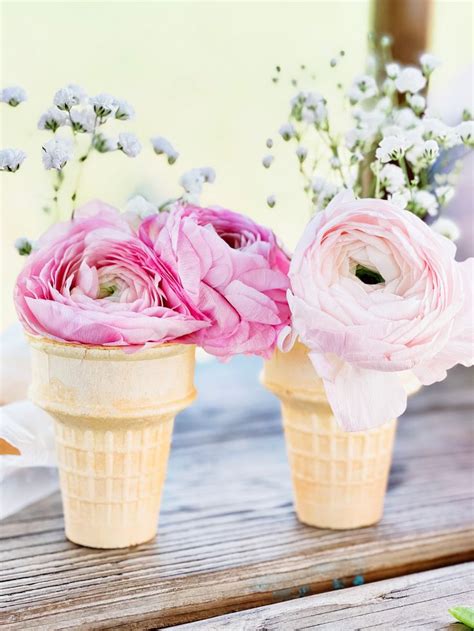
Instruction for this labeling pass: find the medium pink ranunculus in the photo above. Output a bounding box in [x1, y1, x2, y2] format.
[14, 200, 209, 347]
[286, 190, 473, 431]
[140, 203, 291, 359]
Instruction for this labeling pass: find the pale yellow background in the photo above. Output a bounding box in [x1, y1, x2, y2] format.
[1, 0, 473, 327]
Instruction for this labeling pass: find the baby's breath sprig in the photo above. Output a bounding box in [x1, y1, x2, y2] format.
[263, 36, 473, 238]
[1, 86, 27, 174]
[29, 85, 144, 218]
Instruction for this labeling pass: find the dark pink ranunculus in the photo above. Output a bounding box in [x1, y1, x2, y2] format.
[14, 200, 209, 347]
[140, 203, 291, 359]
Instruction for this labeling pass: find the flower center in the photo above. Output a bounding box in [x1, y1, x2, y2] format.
[219, 231, 242, 249]
[354, 264, 385, 285]
[98, 284, 117, 299]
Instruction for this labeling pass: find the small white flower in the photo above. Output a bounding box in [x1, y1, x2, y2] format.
[266, 138, 273, 149]
[435, 185, 455, 206]
[125, 195, 157, 218]
[395, 67, 426, 94]
[382, 78, 397, 96]
[90, 93, 117, 118]
[423, 118, 460, 148]
[0, 148, 26, 172]
[266, 194, 276, 208]
[407, 138, 439, 169]
[115, 99, 135, 121]
[313, 180, 340, 210]
[403, 126, 425, 145]
[262, 154, 274, 168]
[279, 122, 296, 141]
[350, 150, 364, 164]
[422, 139, 439, 161]
[68, 107, 96, 133]
[389, 189, 410, 209]
[376, 96, 392, 114]
[179, 167, 216, 202]
[296, 146, 307, 162]
[117, 132, 141, 157]
[291, 91, 323, 109]
[394, 107, 418, 129]
[353, 107, 385, 130]
[385, 63, 400, 79]
[348, 74, 378, 103]
[1, 85, 27, 106]
[457, 120, 474, 147]
[431, 217, 460, 241]
[311, 176, 326, 193]
[411, 190, 438, 217]
[54, 84, 86, 110]
[41, 137, 74, 170]
[303, 101, 327, 126]
[330, 156, 341, 169]
[38, 107, 68, 132]
[200, 167, 216, 183]
[292, 92, 327, 126]
[151, 136, 178, 163]
[407, 93, 426, 115]
[103, 136, 119, 152]
[375, 135, 409, 162]
[92, 134, 119, 153]
[381, 123, 403, 138]
[14, 236, 33, 256]
[345, 128, 360, 151]
[380, 35, 392, 48]
[151, 136, 179, 164]
[420, 53, 441, 75]
[379, 164, 405, 193]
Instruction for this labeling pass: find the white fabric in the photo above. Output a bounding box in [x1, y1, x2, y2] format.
[0, 326, 58, 519]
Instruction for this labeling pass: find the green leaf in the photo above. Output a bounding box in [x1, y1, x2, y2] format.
[355, 264, 385, 285]
[449, 606, 474, 628]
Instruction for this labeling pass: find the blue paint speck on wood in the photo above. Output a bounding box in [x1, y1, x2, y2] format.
[332, 578, 345, 590]
[353, 575, 365, 586]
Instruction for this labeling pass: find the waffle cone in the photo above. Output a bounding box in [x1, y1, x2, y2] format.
[27, 336, 196, 548]
[262, 342, 420, 530]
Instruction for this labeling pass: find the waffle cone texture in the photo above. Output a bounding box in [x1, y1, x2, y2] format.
[262, 342, 421, 530]
[28, 336, 196, 548]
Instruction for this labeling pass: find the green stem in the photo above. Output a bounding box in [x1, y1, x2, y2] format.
[317, 128, 349, 189]
[398, 157, 411, 190]
[51, 170, 65, 223]
[158, 198, 177, 212]
[71, 115, 99, 218]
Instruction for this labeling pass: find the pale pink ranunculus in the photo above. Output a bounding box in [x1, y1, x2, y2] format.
[14, 200, 209, 347]
[286, 190, 473, 431]
[140, 203, 291, 359]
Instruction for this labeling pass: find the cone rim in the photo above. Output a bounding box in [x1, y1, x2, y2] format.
[25, 333, 195, 361]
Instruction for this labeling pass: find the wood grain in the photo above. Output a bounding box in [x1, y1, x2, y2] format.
[0, 359, 473, 630]
[174, 562, 474, 630]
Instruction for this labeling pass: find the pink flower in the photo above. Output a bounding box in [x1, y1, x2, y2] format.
[286, 190, 473, 431]
[141, 203, 291, 358]
[14, 200, 209, 347]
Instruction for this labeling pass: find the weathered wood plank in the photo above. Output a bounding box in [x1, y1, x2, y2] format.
[0, 359, 473, 630]
[174, 562, 474, 630]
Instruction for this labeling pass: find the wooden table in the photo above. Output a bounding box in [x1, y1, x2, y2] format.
[1, 358, 473, 630]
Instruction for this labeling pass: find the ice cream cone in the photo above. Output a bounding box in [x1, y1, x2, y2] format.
[27, 336, 196, 548]
[262, 342, 421, 530]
